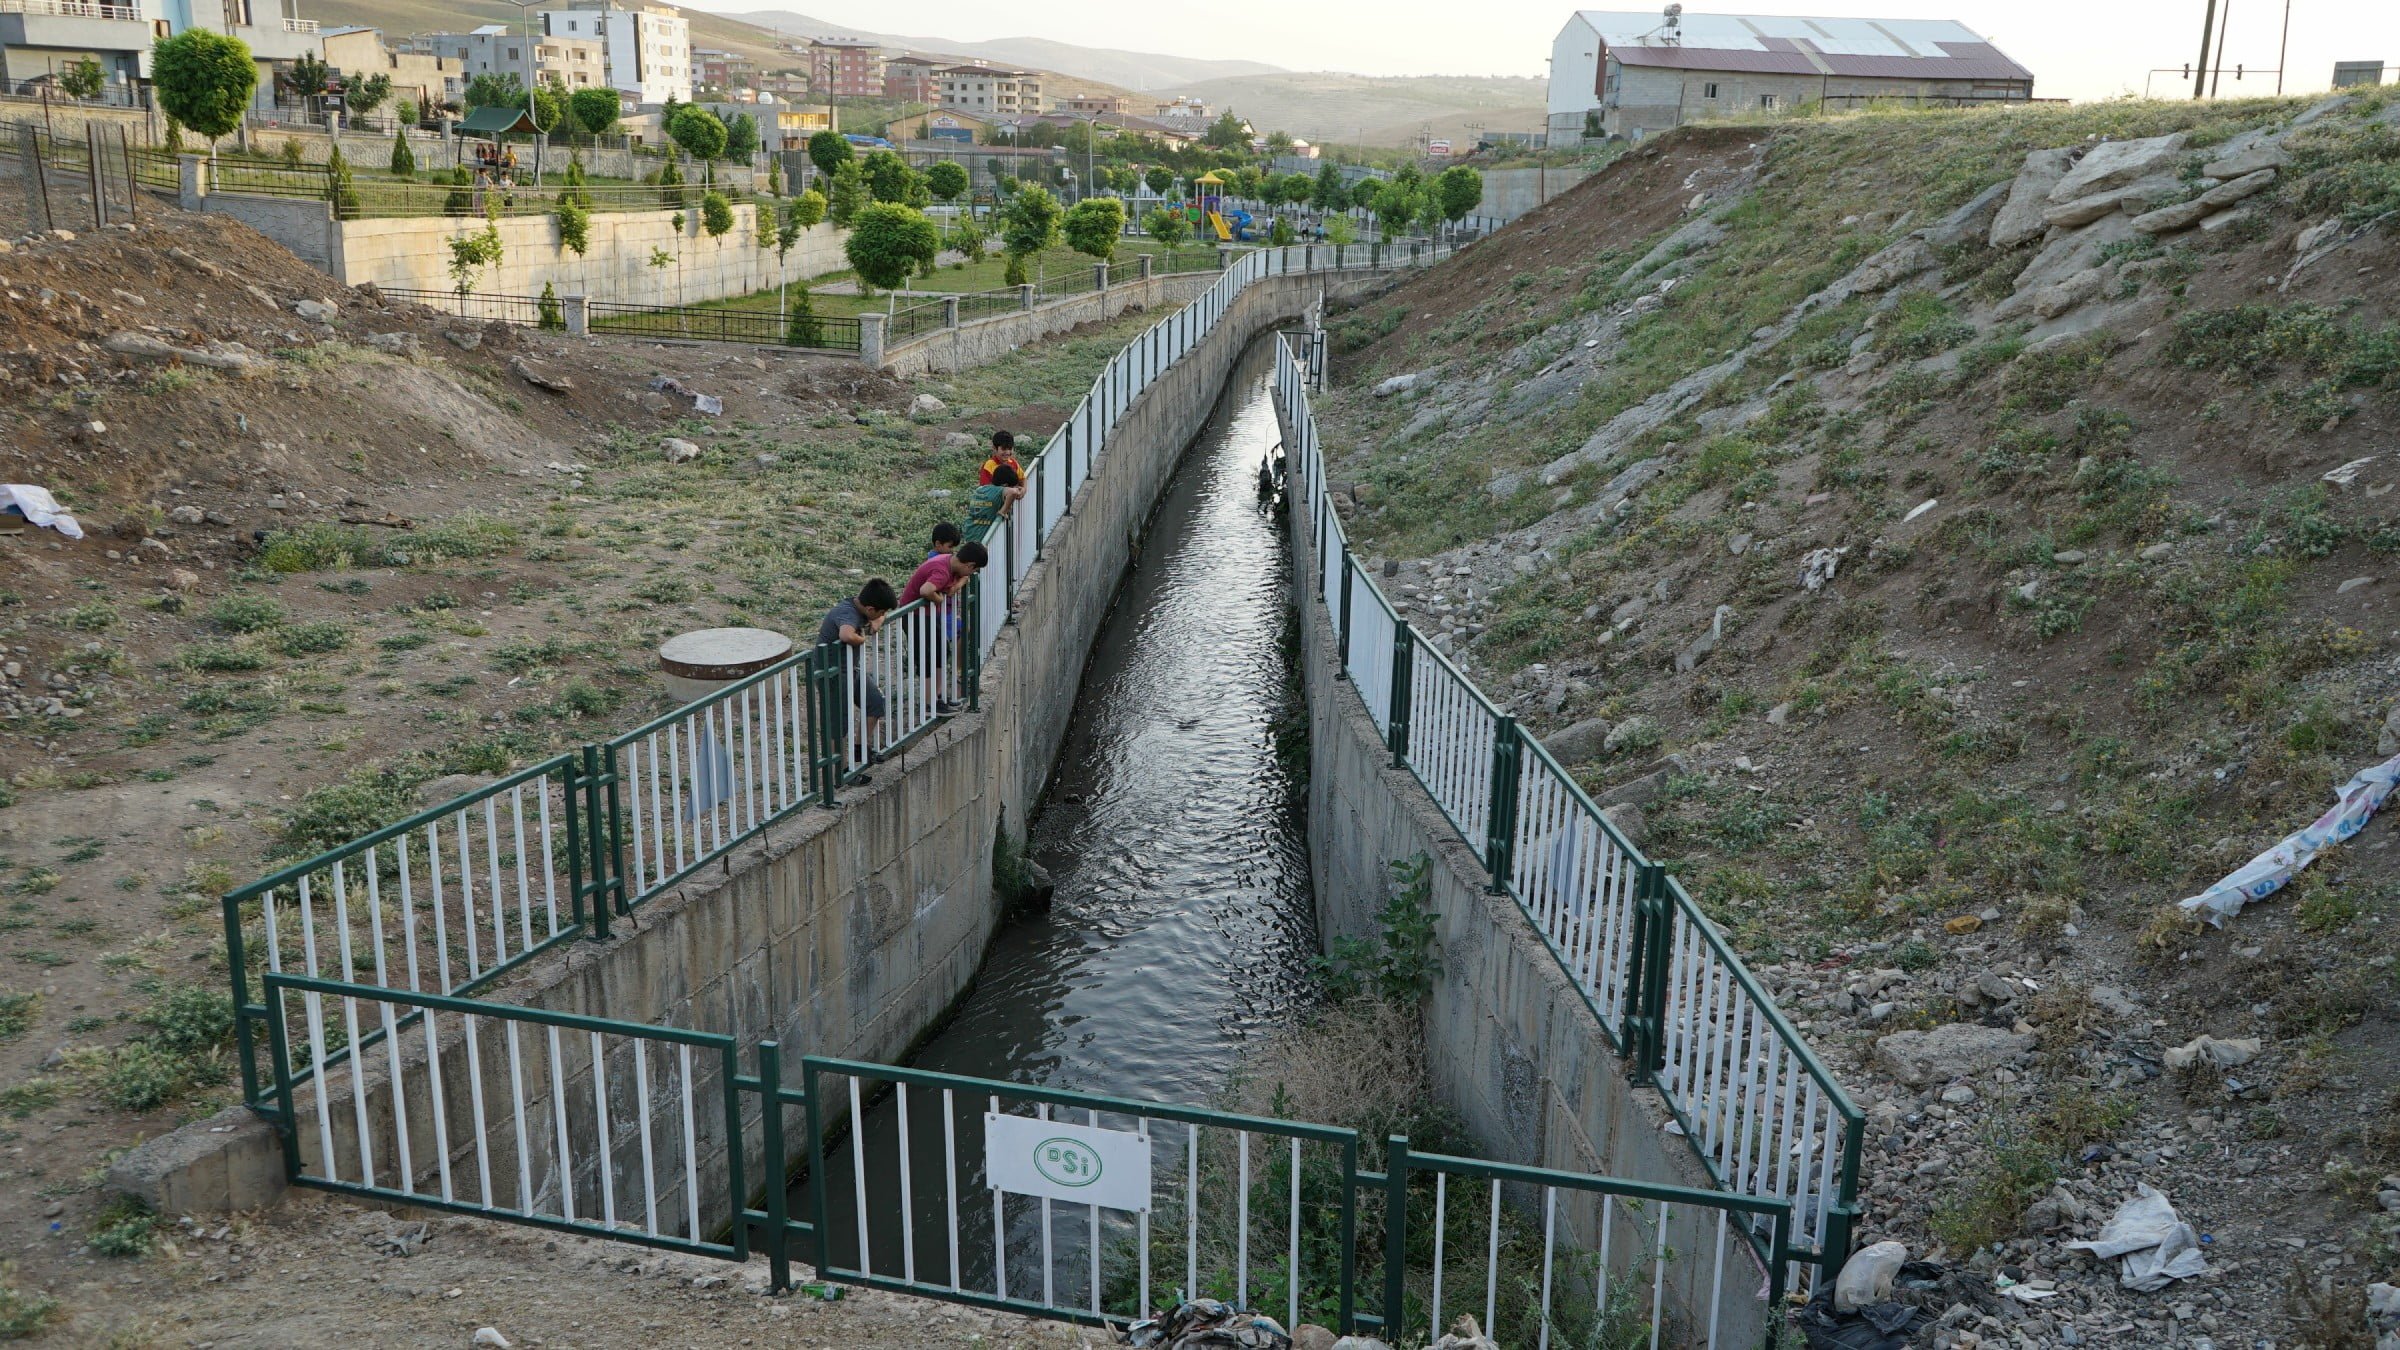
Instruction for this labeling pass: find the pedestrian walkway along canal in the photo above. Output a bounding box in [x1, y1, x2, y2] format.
[791, 335, 1319, 1292]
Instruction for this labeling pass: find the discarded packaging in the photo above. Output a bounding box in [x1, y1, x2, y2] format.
[1834, 1241, 1908, 1313]
[2177, 751, 2400, 924]
[2163, 1035, 2261, 1072]
[1, 484, 83, 539]
[649, 376, 723, 416]
[2065, 1183, 2209, 1292]
[1127, 1299, 1291, 1349]
[1800, 546, 1848, 592]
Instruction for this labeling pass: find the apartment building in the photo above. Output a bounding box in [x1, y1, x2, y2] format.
[937, 64, 1043, 117]
[882, 53, 944, 102]
[695, 47, 755, 94]
[420, 25, 607, 91]
[540, 0, 688, 105]
[806, 38, 883, 98]
[321, 26, 460, 108]
[1055, 92, 1124, 116]
[0, 0, 321, 107]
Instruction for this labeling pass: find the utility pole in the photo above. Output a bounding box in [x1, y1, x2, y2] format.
[2193, 0, 2219, 97]
[2275, 0, 2292, 94]
[2210, 0, 2236, 96]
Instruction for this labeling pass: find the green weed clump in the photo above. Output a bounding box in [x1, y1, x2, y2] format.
[0, 1278, 58, 1336]
[259, 513, 519, 572]
[206, 593, 287, 632]
[86, 1195, 155, 1259]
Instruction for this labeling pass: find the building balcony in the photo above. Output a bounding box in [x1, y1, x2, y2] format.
[233, 14, 325, 60]
[0, 0, 151, 55]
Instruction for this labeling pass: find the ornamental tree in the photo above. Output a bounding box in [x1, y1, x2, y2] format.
[843, 202, 940, 292]
[151, 30, 256, 150]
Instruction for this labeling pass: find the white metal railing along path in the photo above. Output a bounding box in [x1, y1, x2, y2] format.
[614, 655, 821, 900]
[1271, 334, 1863, 1283]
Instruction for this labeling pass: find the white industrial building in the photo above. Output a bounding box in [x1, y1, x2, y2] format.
[1547, 9, 2034, 141]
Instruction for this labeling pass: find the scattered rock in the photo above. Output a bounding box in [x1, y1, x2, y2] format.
[2203, 142, 2291, 178]
[442, 329, 483, 351]
[2199, 168, 2278, 210]
[2129, 198, 2212, 235]
[1600, 802, 1646, 848]
[472, 1331, 511, 1350]
[1293, 1326, 1339, 1350]
[1990, 147, 2079, 247]
[1543, 716, 1613, 765]
[1430, 1315, 1501, 1350]
[660, 437, 702, 463]
[509, 355, 574, 394]
[907, 392, 947, 419]
[102, 330, 266, 377]
[363, 331, 419, 355]
[1874, 1023, 2036, 1085]
[1603, 716, 1659, 756]
[2048, 134, 2187, 204]
[167, 505, 205, 526]
[1765, 701, 1792, 726]
[1372, 371, 1424, 398]
[1848, 237, 1938, 293]
[293, 299, 337, 323]
[2339, 576, 2377, 594]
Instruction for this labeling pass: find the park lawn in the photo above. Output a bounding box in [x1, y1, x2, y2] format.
[701, 239, 1225, 321]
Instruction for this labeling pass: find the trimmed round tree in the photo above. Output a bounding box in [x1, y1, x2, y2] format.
[1434, 166, 1484, 223]
[925, 160, 968, 205]
[151, 29, 256, 153]
[806, 129, 852, 179]
[666, 104, 728, 164]
[1144, 205, 1190, 254]
[1061, 197, 1125, 264]
[843, 202, 940, 293]
[569, 87, 619, 142]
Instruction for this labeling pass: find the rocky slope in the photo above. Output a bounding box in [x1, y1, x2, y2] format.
[1319, 90, 2400, 1348]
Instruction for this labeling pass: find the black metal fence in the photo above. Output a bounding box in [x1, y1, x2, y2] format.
[588, 299, 863, 353]
[381, 286, 567, 330]
[887, 298, 949, 342]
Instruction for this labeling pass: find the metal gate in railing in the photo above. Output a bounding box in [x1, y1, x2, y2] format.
[252, 979, 1791, 1348]
[1272, 333, 1863, 1283]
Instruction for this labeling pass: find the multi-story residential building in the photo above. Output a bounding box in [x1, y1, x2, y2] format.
[882, 53, 944, 103]
[1150, 96, 1213, 133]
[1054, 92, 1124, 116]
[420, 25, 607, 92]
[539, 0, 688, 105]
[937, 64, 1043, 118]
[0, 0, 322, 108]
[694, 47, 754, 94]
[806, 38, 883, 99]
[757, 69, 810, 101]
[322, 26, 461, 109]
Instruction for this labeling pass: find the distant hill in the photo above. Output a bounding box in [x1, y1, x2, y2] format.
[1156, 72, 1549, 150]
[307, 0, 806, 72]
[720, 10, 1281, 90]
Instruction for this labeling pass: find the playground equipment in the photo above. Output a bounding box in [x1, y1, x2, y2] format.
[1190, 170, 1260, 242]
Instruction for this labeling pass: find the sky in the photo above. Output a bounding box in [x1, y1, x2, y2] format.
[676, 0, 2400, 103]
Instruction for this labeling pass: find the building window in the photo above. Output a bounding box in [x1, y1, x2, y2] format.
[1703, 82, 1719, 99]
[1758, 93, 1778, 109]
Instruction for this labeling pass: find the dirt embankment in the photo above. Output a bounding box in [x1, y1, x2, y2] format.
[1320, 91, 2400, 1346]
[0, 201, 1167, 1336]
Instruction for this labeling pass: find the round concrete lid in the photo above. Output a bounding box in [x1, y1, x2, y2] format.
[658, 627, 793, 683]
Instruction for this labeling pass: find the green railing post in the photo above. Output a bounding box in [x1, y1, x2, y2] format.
[1382, 1135, 1410, 1336]
[803, 1058, 834, 1279]
[579, 745, 616, 937]
[1034, 466, 1046, 561]
[223, 894, 261, 1107]
[1062, 421, 1075, 515]
[759, 1039, 793, 1293]
[261, 981, 299, 1182]
[1483, 717, 1521, 892]
[964, 577, 983, 713]
[1630, 863, 1672, 1081]
[1335, 551, 1354, 681]
[593, 742, 627, 916]
[1338, 1135, 1360, 1333]
[810, 649, 841, 809]
[1387, 622, 1414, 769]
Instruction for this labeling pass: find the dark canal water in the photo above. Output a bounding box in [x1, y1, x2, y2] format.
[788, 336, 1322, 1302]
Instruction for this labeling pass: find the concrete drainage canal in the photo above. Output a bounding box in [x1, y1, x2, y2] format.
[791, 334, 1329, 1302]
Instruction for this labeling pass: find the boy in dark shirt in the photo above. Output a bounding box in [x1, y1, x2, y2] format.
[818, 578, 896, 767]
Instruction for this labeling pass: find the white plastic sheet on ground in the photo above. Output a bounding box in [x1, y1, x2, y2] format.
[2177, 750, 2400, 926]
[1, 484, 83, 539]
[2066, 1184, 2209, 1292]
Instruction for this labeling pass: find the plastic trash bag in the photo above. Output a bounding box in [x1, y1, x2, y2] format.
[1, 484, 83, 539]
[2065, 1183, 2209, 1292]
[2177, 751, 2400, 925]
[1125, 1299, 1291, 1349]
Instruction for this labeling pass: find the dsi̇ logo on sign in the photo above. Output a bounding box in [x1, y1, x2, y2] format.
[1033, 1138, 1102, 1188]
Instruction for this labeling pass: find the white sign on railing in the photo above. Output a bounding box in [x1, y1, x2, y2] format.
[985, 1112, 1151, 1212]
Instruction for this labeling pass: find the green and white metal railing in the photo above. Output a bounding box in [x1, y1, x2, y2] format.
[1273, 335, 1862, 1283]
[225, 239, 1456, 1112]
[250, 967, 1791, 1347]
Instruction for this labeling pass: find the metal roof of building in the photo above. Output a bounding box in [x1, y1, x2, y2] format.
[1571, 11, 2032, 82]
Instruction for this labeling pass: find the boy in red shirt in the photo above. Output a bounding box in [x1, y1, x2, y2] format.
[978, 430, 1022, 486]
[903, 540, 986, 713]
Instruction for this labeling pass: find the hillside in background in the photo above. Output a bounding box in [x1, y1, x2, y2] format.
[1314, 90, 2400, 1343]
[307, 0, 803, 70]
[713, 9, 1281, 90]
[1154, 72, 1547, 148]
